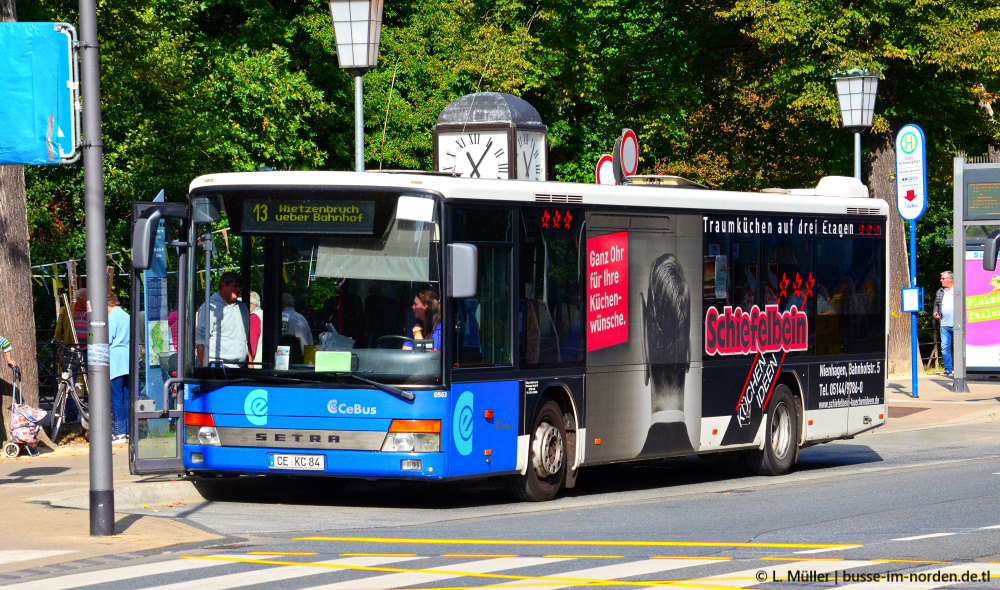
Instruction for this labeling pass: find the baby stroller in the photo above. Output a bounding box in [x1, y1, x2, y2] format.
[3, 367, 47, 458]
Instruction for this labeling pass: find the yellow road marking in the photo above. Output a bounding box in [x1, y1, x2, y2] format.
[295, 536, 858, 549]
[440, 554, 519, 558]
[871, 558, 950, 563]
[247, 551, 317, 555]
[760, 556, 842, 561]
[340, 553, 418, 557]
[543, 555, 623, 559]
[651, 556, 732, 560]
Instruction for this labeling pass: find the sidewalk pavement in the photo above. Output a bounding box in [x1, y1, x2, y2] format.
[1, 372, 997, 574]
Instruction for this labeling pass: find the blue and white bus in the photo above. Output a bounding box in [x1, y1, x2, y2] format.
[129, 171, 888, 501]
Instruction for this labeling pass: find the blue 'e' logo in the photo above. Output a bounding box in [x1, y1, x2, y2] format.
[245, 389, 268, 426]
[453, 391, 474, 456]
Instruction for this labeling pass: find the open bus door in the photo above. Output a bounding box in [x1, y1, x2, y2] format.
[128, 201, 189, 475]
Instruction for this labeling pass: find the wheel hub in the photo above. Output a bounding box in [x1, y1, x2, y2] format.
[531, 422, 563, 478]
[770, 402, 791, 459]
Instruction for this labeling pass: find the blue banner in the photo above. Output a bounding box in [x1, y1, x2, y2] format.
[0, 23, 77, 165]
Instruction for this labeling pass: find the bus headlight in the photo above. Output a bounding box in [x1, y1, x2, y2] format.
[185, 426, 221, 446]
[184, 413, 220, 446]
[381, 432, 440, 452]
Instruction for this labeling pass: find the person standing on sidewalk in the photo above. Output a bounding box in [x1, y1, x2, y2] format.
[108, 292, 131, 443]
[933, 270, 955, 377]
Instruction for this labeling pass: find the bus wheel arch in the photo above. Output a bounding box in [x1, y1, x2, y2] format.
[505, 389, 575, 501]
[744, 381, 800, 476]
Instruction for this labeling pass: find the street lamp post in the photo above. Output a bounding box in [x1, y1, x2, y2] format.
[833, 70, 879, 180]
[329, 0, 384, 172]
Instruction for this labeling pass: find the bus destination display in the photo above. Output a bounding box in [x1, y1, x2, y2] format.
[966, 182, 1000, 220]
[242, 199, 375, 234]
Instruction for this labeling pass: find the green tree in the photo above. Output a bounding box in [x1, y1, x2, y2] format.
[708, 0, 1000, 374]
[1, 0, 45, 441]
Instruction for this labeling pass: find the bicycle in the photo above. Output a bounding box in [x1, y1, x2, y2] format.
[49, 339, 90, 442]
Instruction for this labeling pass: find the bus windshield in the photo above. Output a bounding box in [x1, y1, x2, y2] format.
[186, 188, 442, 386]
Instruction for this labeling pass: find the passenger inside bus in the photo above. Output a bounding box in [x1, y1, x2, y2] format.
[281, 292, 313, 353]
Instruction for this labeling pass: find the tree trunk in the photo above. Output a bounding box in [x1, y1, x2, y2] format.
[868, 129, 913, 377]
[1, 0, 44, 443]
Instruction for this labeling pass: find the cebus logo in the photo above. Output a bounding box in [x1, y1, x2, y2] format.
[453, 391, 474, 456]
[326, 399, 378, 415]
[244, 389, 268, 426]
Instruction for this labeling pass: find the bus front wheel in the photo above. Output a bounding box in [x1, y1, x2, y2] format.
[744, 384, 799, 476]
[504, 400, 566, 502]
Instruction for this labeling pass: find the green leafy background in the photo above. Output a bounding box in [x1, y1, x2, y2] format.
[20, 0, 1000, 352]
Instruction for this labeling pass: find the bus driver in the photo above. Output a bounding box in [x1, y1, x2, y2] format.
[196, 272, 251, 367]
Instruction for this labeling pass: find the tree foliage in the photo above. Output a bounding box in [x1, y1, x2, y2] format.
[17, 0, 1000, 367]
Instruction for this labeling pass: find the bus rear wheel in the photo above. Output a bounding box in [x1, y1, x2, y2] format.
[745, 384, 798, 476]
[504, 400, 566, 502]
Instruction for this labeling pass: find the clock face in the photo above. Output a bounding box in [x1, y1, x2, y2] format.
[516, 131, 546, 181]
[438, 131, 510, 179]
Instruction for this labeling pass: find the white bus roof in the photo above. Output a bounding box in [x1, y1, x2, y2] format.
[189, 171, 888, 217]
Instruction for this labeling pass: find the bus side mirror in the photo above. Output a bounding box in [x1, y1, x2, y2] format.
[448, 243, 477, 298]
[985, 229, 1000, 272]
[132, 203, 188, 270]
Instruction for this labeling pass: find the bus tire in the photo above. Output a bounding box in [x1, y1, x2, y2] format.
[504, 400, 566, 502]
[745, 384, 798, 476]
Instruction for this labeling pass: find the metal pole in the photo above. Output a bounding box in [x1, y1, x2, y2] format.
[953, 156, 970, 392]
[355, 74, 364, 172]
[854, 132, 862, 180]
[79, 0, 114, 536]
[910, 221, 919, 398]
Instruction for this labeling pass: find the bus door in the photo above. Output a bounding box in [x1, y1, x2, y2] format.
[128, 201, 186, 475]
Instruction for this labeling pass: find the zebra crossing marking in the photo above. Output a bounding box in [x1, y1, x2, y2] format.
[297, 536, 858, 550]
[147, 555, 422, 590]
[479, 557, 725, 590]
[4, 553, 282, 589]
[0, 550, 74, 566]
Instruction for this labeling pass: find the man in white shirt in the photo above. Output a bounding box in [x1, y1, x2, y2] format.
[196, 272, 251, 367]
[932, 270, 955, 377]
[281, 292, 313, 353]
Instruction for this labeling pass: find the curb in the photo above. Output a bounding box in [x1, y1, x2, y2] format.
[39, 479, 206, 512]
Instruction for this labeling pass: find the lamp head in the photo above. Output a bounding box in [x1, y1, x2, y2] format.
[329, 0, 385, 73]
[833, 69, 880, 132]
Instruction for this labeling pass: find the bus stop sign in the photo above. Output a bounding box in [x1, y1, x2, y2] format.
[0, 22, 79, 165]
[895, 123, 927, 221]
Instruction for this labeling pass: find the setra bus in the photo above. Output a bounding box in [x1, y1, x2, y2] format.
[128, 171, 888, 501]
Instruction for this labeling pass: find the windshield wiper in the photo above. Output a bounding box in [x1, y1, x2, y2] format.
[336, 373, 415, 402]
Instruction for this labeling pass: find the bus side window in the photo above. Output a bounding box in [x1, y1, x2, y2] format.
[451, 208, 514, 368]
[518, 207, 584, 368]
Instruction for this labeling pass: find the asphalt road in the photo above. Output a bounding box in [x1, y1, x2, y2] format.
[137, 421, 1000, 540]
[8, 422, 999, 589]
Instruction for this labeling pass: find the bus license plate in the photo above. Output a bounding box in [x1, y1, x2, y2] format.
[268, 453, 325, 471]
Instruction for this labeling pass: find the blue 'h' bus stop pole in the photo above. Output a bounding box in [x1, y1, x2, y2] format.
[910, 220, 919, 398]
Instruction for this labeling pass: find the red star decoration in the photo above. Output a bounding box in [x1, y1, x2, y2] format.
[553, 210, 562, 228]
[564, 210, 572, 229]
[793, 273, 803, 297]
[805, 273, 815, 300]
[779, 273, 790, 299]
[541, 209, 550, 229]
